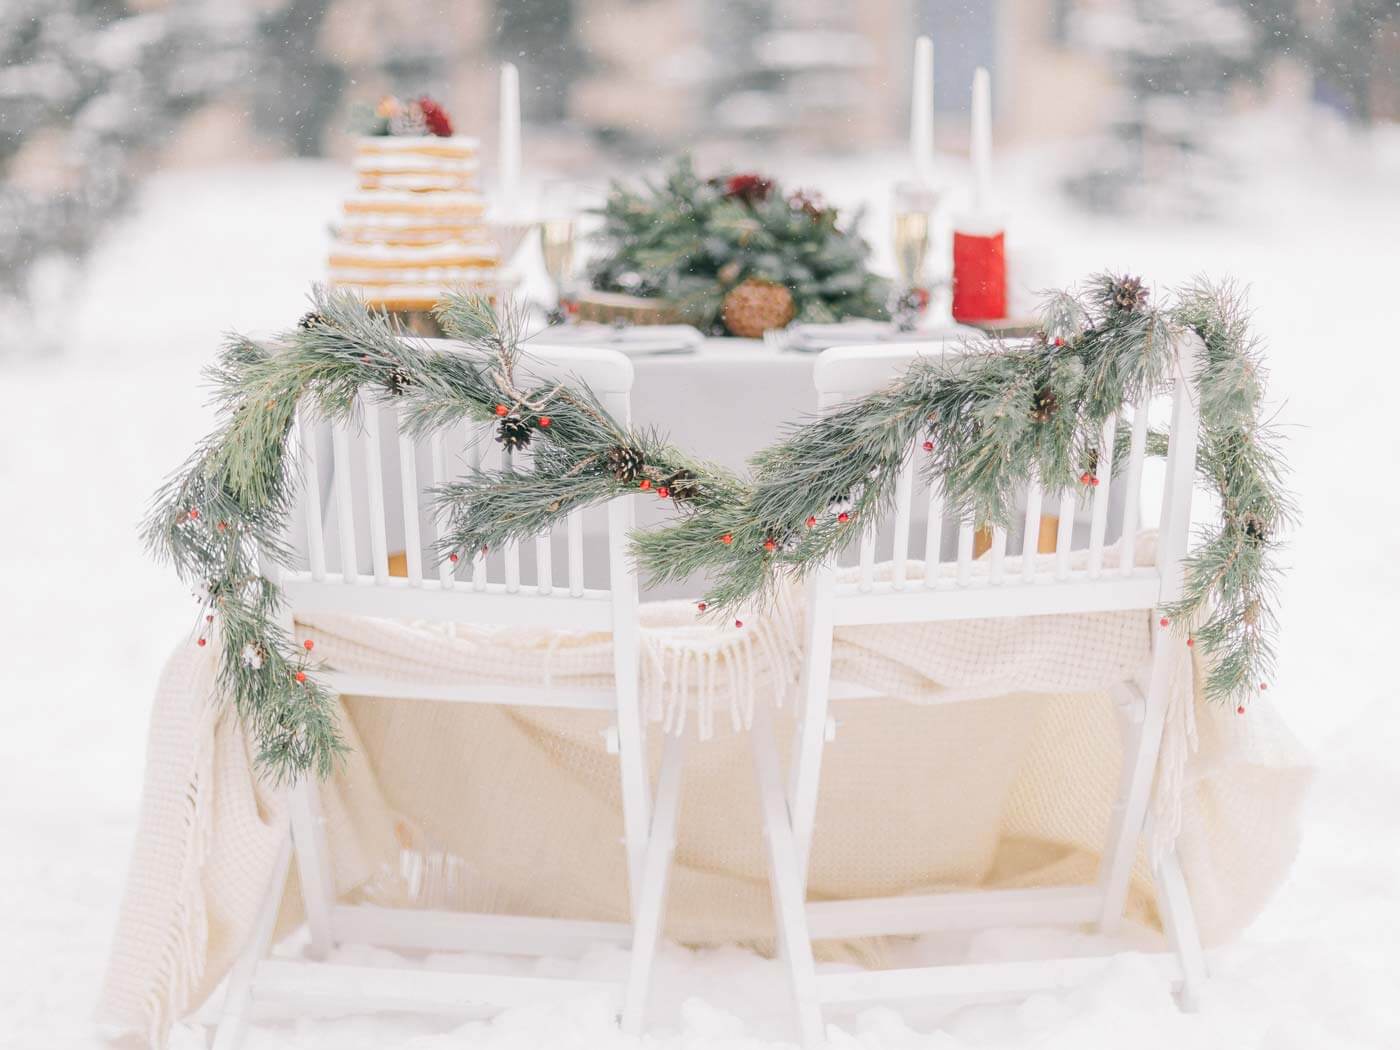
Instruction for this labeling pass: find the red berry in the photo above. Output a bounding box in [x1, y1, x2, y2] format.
[639, 479, 652, 490]
[295, 671, 307, 683]
[763, 539, 777, 552]
[922, 440, 934, 452]
[538, 416, 551, 428]
[196, 637, 206, 647]
[303, 640, 314, 651]
[720, 533, 733, 545]
[696, 601, 707, 612]
[657, 486, 670, 499]
[837, 512, 850, 523]
[1186, 637, 1195, 648]
[449, 552, 459, 563]
[361, 354, 371, 364]
[1159, 617, 1170, 627]
[1259, 682, 1268, 691]
[217, 521, 228, 532]
[805, 515, 817, 528]
[494, 404, 508, 416]
[188, 508, 200, 520]
[205, 614, 214, 623]
[1237, 705, 1246, 715]
[1054, 337, 1065, 347]
[1080, 472, 1092, 485]
[481, 545, 490, 554]
[1092, 477, 1101, 487]
[734, 619, 743, 628]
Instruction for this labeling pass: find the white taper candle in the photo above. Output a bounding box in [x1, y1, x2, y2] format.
[910, 36, 934, 186]
[971, 66, 992, 213]
[499, 62, 521, 217]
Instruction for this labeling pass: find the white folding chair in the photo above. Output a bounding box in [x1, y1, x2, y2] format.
[214, 342, 684, 1047]
[753, 339, 1209, 1047]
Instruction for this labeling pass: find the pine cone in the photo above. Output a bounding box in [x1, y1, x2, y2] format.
[384, 368, 413, 397]
[1030, 385, 1059, 423]
[1109, 275, 1148, 313]
[495, 415, 533, 451]
[721, 278, 795, 338]
[297, 311, 328, 330]
[606, 445, 645, 483]
[663, 469, 701, 501]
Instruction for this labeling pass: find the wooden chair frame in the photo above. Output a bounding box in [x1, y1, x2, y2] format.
[753, 338, 1210, 1047]
[214, 342, 684, 1047]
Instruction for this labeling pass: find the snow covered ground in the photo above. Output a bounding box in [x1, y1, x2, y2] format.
[3, 116, 1400, 1048]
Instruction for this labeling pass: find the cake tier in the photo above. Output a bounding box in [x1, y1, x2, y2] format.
[354, 143, 480, 193]
[328, 279, 505, 313]
[342, 191, 487, 218]
[327, 240, 500, 277]
[354, 135, 480, 159]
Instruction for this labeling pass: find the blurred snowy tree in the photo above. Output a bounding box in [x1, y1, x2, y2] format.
[0, 0, 250, 320]
[1062, 0, 1260, 216]
[1230, 0, 1399, 124]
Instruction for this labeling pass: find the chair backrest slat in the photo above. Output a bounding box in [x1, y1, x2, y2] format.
[567, 508, 585, 596]
[330, 422, 359, 583]
[361, 396, 391, 584]
[1119, 405, 1151, 576]
[989, 524, 1008, 584]
[428, 431, 453, 588]
[396, 407, 424, 586]
[467, 420, 487, 591]
[891, 459, 914, 589]
[1086, 411, 1116, 578]
[923, 477, 945, 589]
[1054, 490, 1075, 579]
[299, 410, 328, 581]
[956, 514, 975, 586]
[1021, 473, 1043, 582]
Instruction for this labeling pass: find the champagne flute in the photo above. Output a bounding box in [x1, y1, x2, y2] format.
[891, 181, 941, 330]
[538, 179, 589, 323]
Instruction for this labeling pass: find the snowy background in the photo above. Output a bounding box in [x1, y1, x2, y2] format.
[4, 2, 1400, 1048]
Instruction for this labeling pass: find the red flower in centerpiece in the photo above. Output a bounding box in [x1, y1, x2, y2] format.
[724, 173, 774, 204]
[418, 96, 453, 137]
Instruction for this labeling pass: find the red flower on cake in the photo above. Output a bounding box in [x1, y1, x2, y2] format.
[724, 173, 774, 204]
[418, 96, 453, 137]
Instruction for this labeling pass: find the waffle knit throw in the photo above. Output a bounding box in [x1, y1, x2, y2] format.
[98, 542, 1311, 1044]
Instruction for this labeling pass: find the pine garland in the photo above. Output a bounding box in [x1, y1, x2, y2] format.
[588, 155, 891, 333]
[144, 288, 734, 778]
[146, 274, 1291, 778]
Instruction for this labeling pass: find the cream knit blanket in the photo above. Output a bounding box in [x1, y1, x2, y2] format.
[98, 546, 1312, 1045]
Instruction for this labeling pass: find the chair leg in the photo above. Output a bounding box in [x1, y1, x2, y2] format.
[752, 702, 824, 1049]
[788, 580, 835, 887]
[1098, 646, 1173, 932]
[212, 833, 293, 1050]
[1153, 843, 1207, 1011]
[289, 775, 336, 959]
[621, 731, 688, 1036]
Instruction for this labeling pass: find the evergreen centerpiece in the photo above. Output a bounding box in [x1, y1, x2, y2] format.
[587, 156, 890, 336]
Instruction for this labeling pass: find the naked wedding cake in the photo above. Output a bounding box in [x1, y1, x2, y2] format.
[327, 95, 501, 311]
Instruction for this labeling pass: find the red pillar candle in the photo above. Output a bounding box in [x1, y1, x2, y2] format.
[952, 229, 1006, 322]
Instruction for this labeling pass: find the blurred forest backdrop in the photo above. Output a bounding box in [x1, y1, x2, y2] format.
[2, 0, 1396, 338]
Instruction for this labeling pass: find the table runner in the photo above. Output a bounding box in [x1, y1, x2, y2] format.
[98, 540, 1312, 1044]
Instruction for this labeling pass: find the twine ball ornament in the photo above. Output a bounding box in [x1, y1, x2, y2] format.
[721, 278, 795, 338]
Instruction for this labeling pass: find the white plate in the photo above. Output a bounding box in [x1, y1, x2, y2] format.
[527, 323, 705, 357]
[787, 320, 979, 353]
